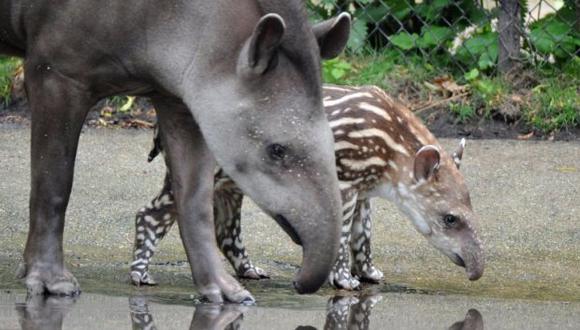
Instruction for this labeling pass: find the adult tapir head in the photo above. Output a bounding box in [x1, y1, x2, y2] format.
[178, 7, 351, 293]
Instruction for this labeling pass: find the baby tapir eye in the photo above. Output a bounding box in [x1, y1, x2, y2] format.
[267, 143, 288, 161]
[443, 214, 460, 228]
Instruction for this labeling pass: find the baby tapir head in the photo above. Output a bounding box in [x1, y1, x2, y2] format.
[183, 10, 351, 294]
[399, 140, 484, 281]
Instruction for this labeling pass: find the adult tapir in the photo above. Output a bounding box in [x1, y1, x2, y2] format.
[0, 0, 351, 303]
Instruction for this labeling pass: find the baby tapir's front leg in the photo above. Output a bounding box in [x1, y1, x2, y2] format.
[349, 199, 384, 283]
[130, 171, 267, 286]
[327, 191, 361, 290]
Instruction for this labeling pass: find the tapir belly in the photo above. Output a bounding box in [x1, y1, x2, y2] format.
[0, 0, 25, 56]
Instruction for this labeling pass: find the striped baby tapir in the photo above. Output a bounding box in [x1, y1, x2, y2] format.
[130, 85, 485, 290]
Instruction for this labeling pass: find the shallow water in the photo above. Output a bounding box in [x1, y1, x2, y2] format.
[1, 285, 579, 330]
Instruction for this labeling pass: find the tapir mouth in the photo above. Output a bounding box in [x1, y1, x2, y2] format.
[452, 253, 466, 268]
[274, 214, 302, 246]
[450, 252, 484, 281]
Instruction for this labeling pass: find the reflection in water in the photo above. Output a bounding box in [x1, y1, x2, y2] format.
[321, 294, 382, 330]
[129, 296, 245, 330]
[449, 309, 484, 330]
[12, 293, 484, 330]
[15, 295, 77, 330]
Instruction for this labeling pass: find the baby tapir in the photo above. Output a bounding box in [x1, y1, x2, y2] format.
[130, 85, 485, 289]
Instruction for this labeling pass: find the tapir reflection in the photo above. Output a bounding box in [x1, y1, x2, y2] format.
[130, 296, 244, 330]
[15, 295, 77, 330]
[126, 295, 483, 330]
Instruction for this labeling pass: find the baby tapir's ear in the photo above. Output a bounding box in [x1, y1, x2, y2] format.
[312, 12, 351, 59]
[414, 145, 441, 182]
[452, 138, 466, 169]
[238, 13, 286, 76]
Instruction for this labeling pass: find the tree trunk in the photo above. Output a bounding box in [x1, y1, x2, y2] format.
[498, 0, 521, 74]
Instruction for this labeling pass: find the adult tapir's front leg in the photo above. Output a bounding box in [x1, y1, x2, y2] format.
[153, 96, 253, 304]
[213, 175, 268, 280]
[350, 199, 384, 283]
[17, 61, 94, 296]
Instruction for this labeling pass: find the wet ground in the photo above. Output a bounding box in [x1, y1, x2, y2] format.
[0, 127, 579, 329]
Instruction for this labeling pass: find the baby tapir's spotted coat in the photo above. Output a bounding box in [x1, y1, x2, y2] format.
[131, 85, 484, 289]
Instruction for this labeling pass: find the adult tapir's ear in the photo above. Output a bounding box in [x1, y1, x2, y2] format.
[452, 138, 466, 169]
[312, 12, 351, 59]
[414, 145, 441, 182]
[238, 13, 286, 76]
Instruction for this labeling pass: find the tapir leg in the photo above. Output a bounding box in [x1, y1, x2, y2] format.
[130, 172, 177, 286]
[152, 96, 253, 304]
[327, 191, 360, 290]
[350, 199, 384, 283]
[18, 62, 93, 296]
[130, 169, 268, 285]
[213, 175, 268, 280]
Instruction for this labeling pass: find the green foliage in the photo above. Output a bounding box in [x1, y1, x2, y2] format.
[525, 79, 580, 133]
[322, 58, 354, 84]
[528, 9, 580, 61]
[455, 29, 499, 71]
[107, 96, 136, 113]
[417, 26, 453, 49]
[450, 102, 476, 122]
[0, 56, 21, 106]
[466, 73, 511, 116]
[390, 32, 419, 51]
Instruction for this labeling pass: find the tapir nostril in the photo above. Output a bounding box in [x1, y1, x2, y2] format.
[453, 253, 466, 268]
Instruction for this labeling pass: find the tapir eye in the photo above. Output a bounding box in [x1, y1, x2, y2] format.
[443, 214, 459, 228]
[267, 143, 288, 161]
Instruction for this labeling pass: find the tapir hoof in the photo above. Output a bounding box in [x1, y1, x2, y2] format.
[355, 265, 384, 284]
[18, 263, 81, 296]
[130, 271, 158, 286]
[198, 281, 255, 305]
[328, 270, 361, 291]
[239, 266, 270, 280]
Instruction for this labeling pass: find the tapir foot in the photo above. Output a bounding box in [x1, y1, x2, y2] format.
[328, 268, 361, 290]
[17, 262, 80, 296]
[198, 278, 255, 304]
[354, 265, 384, 284]
[130, 270, 157, 286]
[239, 266, 270, 280]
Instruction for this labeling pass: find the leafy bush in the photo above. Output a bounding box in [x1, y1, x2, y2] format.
[0, 56, 21, 105]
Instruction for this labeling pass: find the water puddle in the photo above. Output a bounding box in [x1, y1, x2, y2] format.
[1, 285, 578, 329]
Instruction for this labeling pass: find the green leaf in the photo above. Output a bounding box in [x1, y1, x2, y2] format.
[455, 31, 498, 68]
[331, 68, 346, 80]
[416, 0, 452, 22]
[119, 96, 135, 112]
[464, 68, 479, 81]
[478, 43, 498, 70]
[417, 26, 453, 48]
[347, 17, 368, 53]
[390, 33, 419, 51]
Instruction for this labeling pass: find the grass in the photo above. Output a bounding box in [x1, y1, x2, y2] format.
[1, 53, 578, 135]
[322, 53, 579, 135]
[0, 56, 21, 106]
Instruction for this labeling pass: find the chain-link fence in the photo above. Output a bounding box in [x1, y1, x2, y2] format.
[308, 0, 579, 75]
